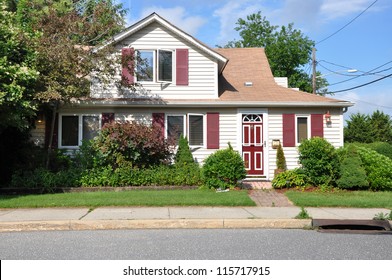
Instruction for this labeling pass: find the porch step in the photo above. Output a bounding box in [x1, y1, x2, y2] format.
[241, 180, 272, 190]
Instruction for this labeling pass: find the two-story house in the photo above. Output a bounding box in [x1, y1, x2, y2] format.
[35, 13, 353, 181]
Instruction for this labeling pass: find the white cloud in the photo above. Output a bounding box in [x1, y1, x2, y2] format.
[321, 0, 377, 20]
[213, 0, 265, 45]
[138, 6, 207, 36]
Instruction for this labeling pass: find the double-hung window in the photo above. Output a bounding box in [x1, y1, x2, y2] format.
[188, 115, 204, 146]
[135, 49, 174, 83]
[167, 115, 185, 142]
[60, 114, 100, 148]
[296, 116, 310, 144]
[166, 114, 205, 147]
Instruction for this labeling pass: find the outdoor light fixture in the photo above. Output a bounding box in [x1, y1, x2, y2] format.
[37, 112, 44, 123]
[272, 139, 281, 149]
[325, 111, 332, 123]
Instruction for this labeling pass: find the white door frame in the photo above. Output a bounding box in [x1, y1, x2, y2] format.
[237, 108, 269, 179]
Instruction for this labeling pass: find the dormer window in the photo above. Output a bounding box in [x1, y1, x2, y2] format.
[135, 49, 173, 83]
[158, 50, 173, 82]
[122, 48, 188, 86]
[136, 50, 154, 82]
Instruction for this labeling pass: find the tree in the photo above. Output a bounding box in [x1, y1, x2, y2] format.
[0, 1, 41, 185]
[344, 113, 372, 143]
[223, 12, 328, 93]
[344, 110, 392, 143]
[369, 110, 392, 143]
[15, 0, 128, 166]
[0, 2, 38, 133]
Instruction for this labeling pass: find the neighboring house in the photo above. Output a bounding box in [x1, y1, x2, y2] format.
[32, 13, 353, 180]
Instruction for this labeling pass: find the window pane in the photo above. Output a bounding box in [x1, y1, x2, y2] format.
[167, 116, 184, 143]
[62, 116, 79, 146]
[297, 117, 308, 143]
[189, 115, 203, 146]
[136, 51, 153, 81]
[158, 50, 172, 82]
[83, 116, 100, 141]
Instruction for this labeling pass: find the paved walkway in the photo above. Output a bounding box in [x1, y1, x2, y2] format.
[0, 205, 390, 232]
[248, 189, 293, 207]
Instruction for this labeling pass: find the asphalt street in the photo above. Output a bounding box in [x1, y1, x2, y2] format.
[1, 228, 391, 260]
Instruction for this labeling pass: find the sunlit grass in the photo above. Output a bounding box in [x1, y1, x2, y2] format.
[285, 190, 392, 208]
[0, 189, 255, 208]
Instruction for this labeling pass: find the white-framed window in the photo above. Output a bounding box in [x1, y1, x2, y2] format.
[296, 115, 310, 144]
[135, 49, 174, 83]
[59, 114, 101, 148]
[166, 113, 205, 147]
[136, 50, 154, 82]
[157, 49, 173, 82]
[166, 115, 185, 143]
[188, 114, 204, 147]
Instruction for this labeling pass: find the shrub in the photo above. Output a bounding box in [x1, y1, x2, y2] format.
[275, 143, 287, 171]
[80, 164, 202, 187]
[298, 137, 339, 186]
[336, 146, 369, 189]
[201, 144, 247, 189]
[10, 168, 82, 192]
[355, 146, 392, 191]
[272, 169, 308, 189]
[90, 121, 174, 169]
[353, 142, 392, 160]
[175, 135, 195, 166]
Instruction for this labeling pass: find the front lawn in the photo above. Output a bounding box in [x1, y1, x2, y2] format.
[285, 190, 392, 209]
[0, 189, 255, 208]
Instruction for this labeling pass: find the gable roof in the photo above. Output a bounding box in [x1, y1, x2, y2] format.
[213, 48, 354, 107]
[98, 12, 228, 74]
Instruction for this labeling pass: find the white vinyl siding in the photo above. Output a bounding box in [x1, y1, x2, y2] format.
[91, 22, 219, 99]
[267, 108, 344, 179]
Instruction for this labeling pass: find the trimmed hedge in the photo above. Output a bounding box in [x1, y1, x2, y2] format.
[80, 164, 202, 187]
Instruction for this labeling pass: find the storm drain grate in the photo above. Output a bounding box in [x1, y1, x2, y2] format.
[312, 219, 392, 234]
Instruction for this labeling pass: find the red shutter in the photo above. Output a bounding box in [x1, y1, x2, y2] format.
[176, 49, 188, 85]
[152, 113, 165, 138]
[121, 47, 134, 86]
[311, 114, 324, 138]
[102, 113, 115, 128]
[207, 112, 219, 149]
[283, 114, 295, 147]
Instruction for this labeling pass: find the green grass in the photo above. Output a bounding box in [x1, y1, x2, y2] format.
[0, 189, 255, 208]
[286, 190, 392, 209]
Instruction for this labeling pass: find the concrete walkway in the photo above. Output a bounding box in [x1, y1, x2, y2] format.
[0, 206, 390, 232]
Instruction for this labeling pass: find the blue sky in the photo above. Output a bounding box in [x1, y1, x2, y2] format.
[119, 0, 392, 119]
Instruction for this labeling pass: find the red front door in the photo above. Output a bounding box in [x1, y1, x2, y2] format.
[242, 114, 264, 175]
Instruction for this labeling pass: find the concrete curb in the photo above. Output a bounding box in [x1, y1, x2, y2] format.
[0, 219, 312, 232]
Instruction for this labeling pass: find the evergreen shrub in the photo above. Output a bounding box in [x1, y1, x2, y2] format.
[298, 137, 339, 186]
[275, 143, 287, 171]
[175, 135, 195, 165]
[336, 146, 369, 189]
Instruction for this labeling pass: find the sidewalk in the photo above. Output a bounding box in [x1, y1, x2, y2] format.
[0, 206, 390, 232]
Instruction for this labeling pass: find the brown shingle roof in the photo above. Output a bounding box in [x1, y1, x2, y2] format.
[214, 48, 351, 106]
